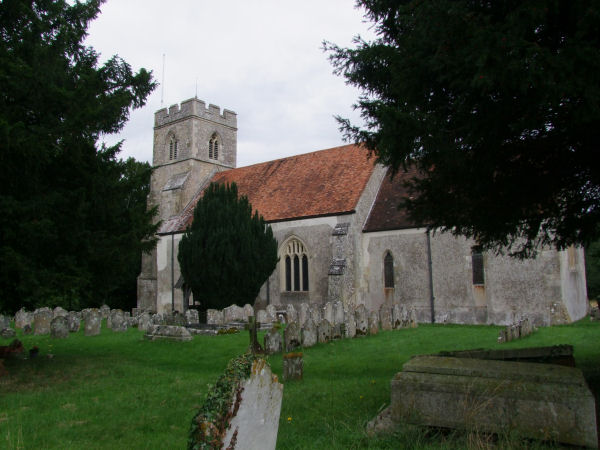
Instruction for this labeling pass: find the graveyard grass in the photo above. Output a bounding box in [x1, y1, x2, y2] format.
[2, 320, 600, 449]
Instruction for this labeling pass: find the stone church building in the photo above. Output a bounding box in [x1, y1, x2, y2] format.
[137, 98, 588, 326]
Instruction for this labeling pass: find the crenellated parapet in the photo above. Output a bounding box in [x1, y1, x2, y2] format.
[155, 98, 237, 128]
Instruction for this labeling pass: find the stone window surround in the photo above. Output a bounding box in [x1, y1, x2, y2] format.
[280, 237, 309, 293]
[471, 246, 485, 285]
[209, 132, 221, 160]
[384, 250, 395, 289]
[168, 133, 179, 161]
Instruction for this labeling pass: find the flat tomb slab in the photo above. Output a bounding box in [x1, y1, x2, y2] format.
[387, 355, 597, 448]
[144, 325, 192, 341]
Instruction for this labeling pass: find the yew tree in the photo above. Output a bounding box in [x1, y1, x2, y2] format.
[326, 0, 600, 256]
[178, 182, 278, 310]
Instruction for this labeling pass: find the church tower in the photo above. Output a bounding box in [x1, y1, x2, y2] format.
[137, 98, 237, 312]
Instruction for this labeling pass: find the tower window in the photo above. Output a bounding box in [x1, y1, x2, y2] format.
[384, 251, 394, 288]
[169, 137, 178, 160]
[209, 134, 220, 160]
[281, 238, 309, 292]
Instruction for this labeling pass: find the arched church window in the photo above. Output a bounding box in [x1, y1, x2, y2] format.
[209, 134, 220, 160]
[169, 136, 178, 160]
[384, 251, 394, 288]
[281, 238, 309, 292]
[472, 246, 485, 285]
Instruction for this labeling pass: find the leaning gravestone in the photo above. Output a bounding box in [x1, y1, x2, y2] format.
[355, 305, 368, 336]
[51, 316, 69, 339]
[264, 328, 282, 355]
[317, 319, 332, 344]
[301, 318, 317, 348]
[34, 308, 53, 335]
[84, 310, 101, 336]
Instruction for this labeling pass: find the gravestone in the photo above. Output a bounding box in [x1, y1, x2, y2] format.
[0, 315, 9, 331]
[355, 305, 368, 336]
[100, 304, 110, 319]
[283, 352, 303, 381]
[392, 304, 402, 329]
[301, 318, 317, 348]
[256, 309, 269, 326]
[322, 302, 334, 324]
[145, 325, 192, 341]
[333, 301, 345, 327]
[243, 304, 254, 322]
[223, 304, 245, 323]
[284, 322, 301, 352]
[409, 308, 418, 328]
[1, 328, 16, 339]
[379, 306, 393, 331]
[331, 323, 343, 340]
[15, 308, 33, 329]
[264, 328, 282, 355]
[309, 305, 321, 324]
[265, 304, 277, 322]
[185, 309, 199, 325]
[286, 304, 298, 324]
[344, 310, 357, 338]
[53, 306, 68, 319]
[67, 312, 80, 333]
[138, 312, 153, 332]
[152, 313, 164, 325]
[317, 319, 332, 344]
[112, 310, 128, 332]
[22, 324, 32, 335]
[51, 316, 69, 339]
[206, 309, 224, 325]
[84, 310, 101, 336]
[298, 303, 310, 327]
[33, 308, 52, 335]
[369, 311, 380, 335]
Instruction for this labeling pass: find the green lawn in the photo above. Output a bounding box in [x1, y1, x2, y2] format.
[1, 319, 599, 449]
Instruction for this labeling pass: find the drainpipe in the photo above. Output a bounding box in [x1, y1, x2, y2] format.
[426, 228, 435, 323]
[171, 234, 175, 312]
[266, 277, 271, 305]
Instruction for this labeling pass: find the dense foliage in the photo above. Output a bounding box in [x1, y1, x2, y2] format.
[326, 0, 600, 257]
[178, 182, 278, 310]
[586, 239, 600, 301]
[0, 0, 157, 313]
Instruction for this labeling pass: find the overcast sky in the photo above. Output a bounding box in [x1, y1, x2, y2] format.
[85, 1, 376, 167]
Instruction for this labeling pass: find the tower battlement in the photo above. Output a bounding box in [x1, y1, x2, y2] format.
[155, 98, 237, 128]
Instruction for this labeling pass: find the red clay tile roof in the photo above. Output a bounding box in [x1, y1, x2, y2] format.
[362, 167, 423, 232]
[159, 144, 376, 234]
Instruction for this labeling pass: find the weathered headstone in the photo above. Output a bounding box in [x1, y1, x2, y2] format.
[167, 311, 186, 326]
[112, 311, 128, 332]
[355, 305, 368, 336]
[344, 310, 357, 338]
[50, 316, 69, 339]
[256, 309, 269, 326]
[84, 310, 101, 336]
[309, 305, 321, 324]
[286, 304, 298, 324]
[379, 305, 393, 331]
[33, 307, 52, 335]
[317, 319, 332, 344]
[138, 312, 153, 332]
[0, 315, 10, 331]
[152, 313, 164, 325]
[409, 308, 418, 328]
[185, 309, 199, 325]
[223, 304, 245, 323]
[100, 304, 110, 319]
[298, 303, 310, 327]
[206, 309, 224, 325]
[243, 304, 254, 322]
[264, 328, 282, 355]
[283, 352, 303, 381]
[333, 301, 345, 327]
[22, 324, 32, 335]
[265, 304, 277, 322]
[369, 311, 380, 335]
[284, 322, 301, 352]
[14, 308, 33, 329]
[53, 306, 68, 319]
[392, 304, 403, 329]
[301, 318, 317, 347]
[67, 312, 80, 333]
[144, 325, 192, 341]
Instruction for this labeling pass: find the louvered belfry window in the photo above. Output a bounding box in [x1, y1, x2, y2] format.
[169, 137, 178, 160]
[209, 134, 219, 160]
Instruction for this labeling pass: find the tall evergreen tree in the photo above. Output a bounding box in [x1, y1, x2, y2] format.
[326, 0, 600, 257]
[0, 0, 157, 313]
[178, 183, 278, 310]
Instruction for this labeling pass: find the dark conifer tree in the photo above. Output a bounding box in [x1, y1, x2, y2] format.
[326, 0, 600, 257]
[178, 183, 278, 310]
[0, 0, 157, 313]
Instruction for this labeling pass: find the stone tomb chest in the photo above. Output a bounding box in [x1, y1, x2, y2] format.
[370, 346, 597, 448]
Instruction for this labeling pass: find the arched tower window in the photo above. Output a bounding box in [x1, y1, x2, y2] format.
[384, 251, 394, 288]
[168, 135, 178, 160]
[281, 238, 309, 292]
[209, 133, 220, 160]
